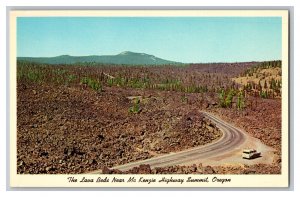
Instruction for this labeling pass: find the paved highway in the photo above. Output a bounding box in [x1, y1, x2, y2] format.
[90, 111, 247, 173]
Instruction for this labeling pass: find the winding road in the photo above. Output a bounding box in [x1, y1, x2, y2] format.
[90, 111, 248, 173]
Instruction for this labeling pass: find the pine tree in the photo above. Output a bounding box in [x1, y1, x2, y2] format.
[237, 91, 245, 110]
[219, 89, 226, 107]
[225, 89, 234, 108]
[264, 80, 268, 89]
[258, 80, 262, 91]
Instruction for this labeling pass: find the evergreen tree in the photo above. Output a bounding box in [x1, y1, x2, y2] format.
[237, 91, 245, 110]
[225, 89, 234, 108]
[219, 89, 226, 107]
[264, 80, 268, 89]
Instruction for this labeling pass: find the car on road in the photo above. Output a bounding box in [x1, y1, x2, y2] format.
[242, 149, 261, 159]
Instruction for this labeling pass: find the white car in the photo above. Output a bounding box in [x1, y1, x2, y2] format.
[242, 149, 261, 159]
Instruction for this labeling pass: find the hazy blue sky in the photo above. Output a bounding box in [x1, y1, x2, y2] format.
[17, 17, 282, 63]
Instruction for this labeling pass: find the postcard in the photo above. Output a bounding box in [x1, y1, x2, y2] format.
[9, 9, 289, 187]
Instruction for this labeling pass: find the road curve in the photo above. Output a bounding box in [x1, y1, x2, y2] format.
[90, 111, 247, 173]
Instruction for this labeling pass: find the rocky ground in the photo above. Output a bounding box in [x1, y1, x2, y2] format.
[17, 82, 221, 174]
[101, 163, 281, 174]
[209, 96, 282, 154]
[17, 67, 282, 174]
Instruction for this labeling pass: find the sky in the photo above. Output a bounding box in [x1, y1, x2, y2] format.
[17, 17, 282, 63]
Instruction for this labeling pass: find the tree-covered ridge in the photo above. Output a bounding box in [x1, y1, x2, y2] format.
[233, 60, 282, 99]
[17, 51, 183, 66]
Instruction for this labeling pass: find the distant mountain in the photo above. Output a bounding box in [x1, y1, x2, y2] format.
[18, 51, 183, 65]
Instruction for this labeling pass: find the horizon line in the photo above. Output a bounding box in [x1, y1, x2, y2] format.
[17, 51, 282, 65]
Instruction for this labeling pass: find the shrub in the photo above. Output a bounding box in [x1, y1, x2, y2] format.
[259, 90, 268, 99]
[181, 95, 188, 103]
[81, 77, 102, 92]
[129, 98, 141, 114]
[26, 69, 43, 82]
[66, 74, 77, 85]
[107, 78, 114, 87]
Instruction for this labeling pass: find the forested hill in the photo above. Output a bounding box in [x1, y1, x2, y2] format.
[18, 51, 183, 65]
